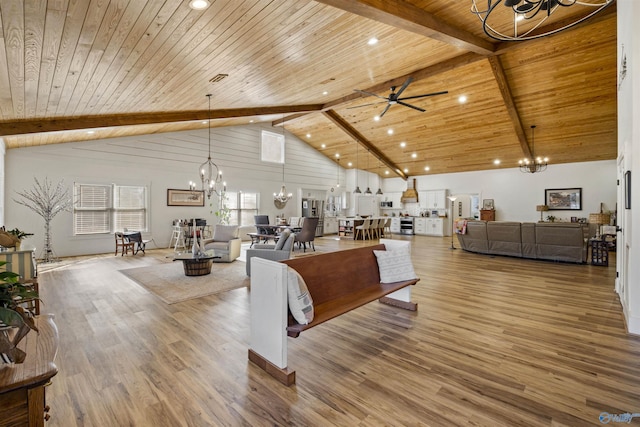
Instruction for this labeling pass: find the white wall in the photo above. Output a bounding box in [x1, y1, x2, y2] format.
[382, 161, 617, 223]
[618, 0, 639, 334]
[3, 123, 342, 257]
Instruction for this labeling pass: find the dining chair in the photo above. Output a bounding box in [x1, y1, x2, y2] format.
[355, 218, 372, 240]
[115, 232, 135, 256]
[294, 217, 319, 252]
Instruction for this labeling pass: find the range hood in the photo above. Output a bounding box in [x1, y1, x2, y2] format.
[401, 178, 419, 203]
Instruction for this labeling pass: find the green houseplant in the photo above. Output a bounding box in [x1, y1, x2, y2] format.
[0, 261, 39, 364]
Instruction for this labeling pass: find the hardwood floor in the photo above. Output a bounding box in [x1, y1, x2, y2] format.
[37, 235, 637, 426]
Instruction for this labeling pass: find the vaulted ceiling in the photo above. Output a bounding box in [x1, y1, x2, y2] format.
[0, 0, 618, 179]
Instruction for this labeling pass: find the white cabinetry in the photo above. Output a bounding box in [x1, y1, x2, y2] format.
[390, 217, 401, 233]
[423, 190, 448, 209]
[324, 217, 338, 235]
[414, 217, 427, 235]
[426, 218, 444, 236]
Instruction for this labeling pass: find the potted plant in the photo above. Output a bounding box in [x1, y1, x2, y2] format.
[0, 261, 39, 364]
[0, 227, 34, 251]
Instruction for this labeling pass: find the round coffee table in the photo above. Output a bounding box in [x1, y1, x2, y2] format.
[173, 250, 220, 276]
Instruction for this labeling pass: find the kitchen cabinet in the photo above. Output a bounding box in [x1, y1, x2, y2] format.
[384, 192, 402, 209]
[324, 217, 339, 234]
[414, 217, 427, 235]
[423, 190, 448, 210]
[427, 218, 444, 236]
[390, 217, 401, 233]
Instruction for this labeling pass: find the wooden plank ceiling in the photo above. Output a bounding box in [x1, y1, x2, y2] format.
[0, 0, 618, 179]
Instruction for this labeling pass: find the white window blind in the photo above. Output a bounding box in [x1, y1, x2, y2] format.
[114, 186, 147, 231]
[225, 192, 259, 226]
[74, 183, 148, 235]
[74, 184, 111, 234]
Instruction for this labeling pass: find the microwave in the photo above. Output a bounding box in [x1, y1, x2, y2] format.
[380, 201, 393, 208]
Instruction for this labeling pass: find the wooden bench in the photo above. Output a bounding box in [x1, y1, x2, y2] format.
[248, 239, 419, 386]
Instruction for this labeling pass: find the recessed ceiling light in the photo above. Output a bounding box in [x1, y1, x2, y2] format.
[424, 166, 430, 171]
[335, 153, 340, 158]
[322, 91, 328, 95]
[385, 170, 389, 175]
[387, 129, 394, 135]
[400, 142, 406, 148]
[404, 168, 409, 173]
[458, 95, 467, 104]
[249, 119, 254, 123]
[411, 153, 417, 159]
[202, 120, 207, 124]
[321, 143, 326, 148]
[306, 133, 311, 138]
[494, 159, 501, 165]
[87, 130, 95, 134]
[368, 37, 378, 45]
[374, 116, 380, 122]
[348, 162, 353, 167]
[189, 0, 210, 10]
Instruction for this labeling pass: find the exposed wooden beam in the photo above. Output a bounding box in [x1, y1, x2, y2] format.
[322, 109, 408, 180]
[0, 105, 324, 137]
[315, 0, 495, 55]
[486, 56, 531, 161]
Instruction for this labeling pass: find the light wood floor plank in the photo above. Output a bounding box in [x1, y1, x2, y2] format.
[35, 235, 636, 426]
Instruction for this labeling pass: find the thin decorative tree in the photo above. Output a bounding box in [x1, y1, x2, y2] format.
[13, 178, 73, 263]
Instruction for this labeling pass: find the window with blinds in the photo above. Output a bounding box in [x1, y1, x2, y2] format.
[225, 191, 259, 225]
[74, 183, 147, 235]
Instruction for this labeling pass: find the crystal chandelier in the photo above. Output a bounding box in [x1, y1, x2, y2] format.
[273, 120, 292, 206]
[519, 125, 548, 173]
[470, 0, 614, 42]
[199, 94, 224, 199]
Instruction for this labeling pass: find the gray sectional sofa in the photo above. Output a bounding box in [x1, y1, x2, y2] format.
[457, 221, 590, 263]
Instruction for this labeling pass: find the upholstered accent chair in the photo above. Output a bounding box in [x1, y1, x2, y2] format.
[245, 229, 296, 276]
[201, 225, 241, 262]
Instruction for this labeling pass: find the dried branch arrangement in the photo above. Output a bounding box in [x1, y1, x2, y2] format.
[13, 178, 72, 263]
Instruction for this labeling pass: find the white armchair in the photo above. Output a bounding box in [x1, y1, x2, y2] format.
[245, 229, 296, 276]
[202, 225, 241, 263]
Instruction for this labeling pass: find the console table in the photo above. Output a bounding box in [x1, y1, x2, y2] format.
[0, 314, 58, 427]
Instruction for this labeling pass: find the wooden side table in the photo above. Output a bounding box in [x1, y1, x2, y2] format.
[0, 315, 58, 427]
[590, 239, 609, 266]
[480, 209, 495, 221]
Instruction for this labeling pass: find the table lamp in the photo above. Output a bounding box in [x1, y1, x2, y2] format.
[536, 205, 549, 222]
[589, 213, 611, 239]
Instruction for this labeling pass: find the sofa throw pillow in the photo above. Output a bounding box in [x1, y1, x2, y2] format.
[274, 229, 291, 251]
[287, 267, 314, 325]
[373, 247, 417, 284]
[213, 225, 238, 241]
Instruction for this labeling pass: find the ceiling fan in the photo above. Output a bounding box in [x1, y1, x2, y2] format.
[351, 77, 448, 118]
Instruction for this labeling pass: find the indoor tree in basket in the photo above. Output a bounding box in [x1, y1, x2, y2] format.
[0, 262, 39, 364]
[13, 177, 72, 263]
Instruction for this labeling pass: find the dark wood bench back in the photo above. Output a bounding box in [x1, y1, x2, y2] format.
[282, 244, 385, 306]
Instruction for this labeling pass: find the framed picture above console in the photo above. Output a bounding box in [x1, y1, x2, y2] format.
[545, 188, 582, 210]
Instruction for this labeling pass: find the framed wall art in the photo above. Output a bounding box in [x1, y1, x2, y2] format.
[167, 189, 205, 207]
[544, 188, 582, 210]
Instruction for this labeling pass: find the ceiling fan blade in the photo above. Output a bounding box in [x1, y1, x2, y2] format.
[354, 89, 388, 100]
[378, 103, 391, 118]
[397, 101, 425, 112]
[398, 90, 449, 101]
[346, 101, 387, 109]
[394, 77, 413, 98]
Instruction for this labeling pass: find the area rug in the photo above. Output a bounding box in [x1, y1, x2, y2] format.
[119, 261, 249, 304]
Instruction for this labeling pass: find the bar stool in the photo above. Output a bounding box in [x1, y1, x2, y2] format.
[168, 225, 186, 251]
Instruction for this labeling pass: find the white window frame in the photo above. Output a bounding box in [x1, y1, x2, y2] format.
[73, 183, 148, 235]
